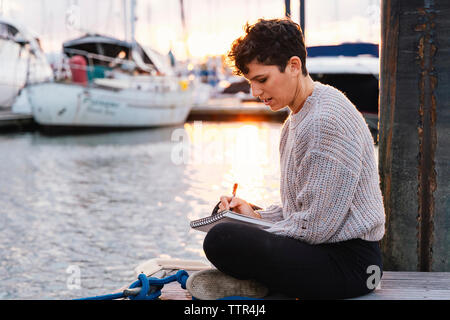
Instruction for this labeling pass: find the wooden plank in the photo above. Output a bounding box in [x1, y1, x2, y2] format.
[353, 289, 450, 300]
[159, 277, 450, 300]
[381, 271, 450, 280]
[160, 285, 450, 300]
[379, 280, 450, 290]
[160, 282, 192, 300]
[117, 270, 450, 300]
[352, 271, 450, 300]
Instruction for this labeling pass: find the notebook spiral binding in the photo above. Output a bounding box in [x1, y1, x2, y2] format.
[190, 211, 226, 228]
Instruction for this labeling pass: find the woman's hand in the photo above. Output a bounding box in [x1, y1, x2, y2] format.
[218, 196, 261, 219]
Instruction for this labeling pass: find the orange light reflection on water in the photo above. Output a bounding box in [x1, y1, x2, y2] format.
[182, 121, 282, 219]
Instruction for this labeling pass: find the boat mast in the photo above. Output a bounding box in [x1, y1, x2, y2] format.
[123, 0, 129, 41]
[130, 0, 137, 49]
[179, 0, 190, 60]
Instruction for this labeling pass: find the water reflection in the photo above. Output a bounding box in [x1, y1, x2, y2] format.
[180, 121, 282, 221]
[0, 121, 283, 299]
[29, 125, 182, 147]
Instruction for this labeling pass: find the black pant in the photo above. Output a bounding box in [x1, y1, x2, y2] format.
[203, 222, 383, 299]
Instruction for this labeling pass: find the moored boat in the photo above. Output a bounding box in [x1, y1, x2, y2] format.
[24, 34, 193, 130]
[29, 77, 193, 129]
[0, 17, 53, 110]
[307, 42, 380, 136]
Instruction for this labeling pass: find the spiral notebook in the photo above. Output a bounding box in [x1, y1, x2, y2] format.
[190, 210, 275, 233]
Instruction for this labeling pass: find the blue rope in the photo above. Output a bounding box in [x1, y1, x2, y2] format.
[75, 269, 261, 300]
[75, 270, 189, 300]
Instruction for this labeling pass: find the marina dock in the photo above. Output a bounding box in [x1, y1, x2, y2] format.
[0, 98, 287, 134]
[164, 271, 450, 300]
[0, 110, 35, 132]
[0, 97, 377, 134]
[119, 270, 450, 300]
[188, 97, 289, 122]
[109, 259, 450, 300]
[1, 0, 449, 304]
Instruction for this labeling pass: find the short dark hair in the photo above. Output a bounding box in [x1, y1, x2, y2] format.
[227, 18, 308, 76]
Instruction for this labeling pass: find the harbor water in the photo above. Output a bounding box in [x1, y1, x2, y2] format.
[0, 121, 284, 299]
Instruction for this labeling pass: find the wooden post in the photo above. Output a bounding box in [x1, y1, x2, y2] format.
[379, 0, 450, 271]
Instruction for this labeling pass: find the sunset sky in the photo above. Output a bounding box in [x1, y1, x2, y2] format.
[0, 0, 380, 61]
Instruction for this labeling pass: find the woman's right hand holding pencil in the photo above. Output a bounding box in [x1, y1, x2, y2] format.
[218, 196, 261, 219]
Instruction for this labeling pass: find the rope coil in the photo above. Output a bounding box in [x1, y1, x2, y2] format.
[75, 269, 189, 300]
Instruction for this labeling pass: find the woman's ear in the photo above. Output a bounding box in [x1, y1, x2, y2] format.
[288, 56, 302, 76]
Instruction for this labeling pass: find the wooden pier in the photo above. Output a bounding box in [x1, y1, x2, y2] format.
[156, 271, 450, 300]
[188, 97, 289, 122]
[117, 259, 450, 300]
[187, 97, 379, 140]
[351, 272, 450, 300]
[0, 110, 35, 132]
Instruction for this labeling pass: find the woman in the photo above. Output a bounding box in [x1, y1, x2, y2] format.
[186, 18, 385, 300]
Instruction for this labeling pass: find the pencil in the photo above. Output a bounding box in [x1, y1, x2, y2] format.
[232, 183, 238, 198]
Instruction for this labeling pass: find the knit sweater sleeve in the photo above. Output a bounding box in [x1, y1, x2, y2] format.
[253, 121, 288, 223]
[267, 150, 361, 244]
[266, 108, 364, 244]
[256, 204, 284, 222]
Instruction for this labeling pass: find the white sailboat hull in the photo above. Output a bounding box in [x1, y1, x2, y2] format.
[28, 82, 193, 128]
[0, 34, 53, 109]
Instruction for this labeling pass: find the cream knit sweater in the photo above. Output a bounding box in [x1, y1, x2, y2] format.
[258, 81, 385, 244]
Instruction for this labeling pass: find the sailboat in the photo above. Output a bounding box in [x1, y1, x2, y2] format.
[0, 17, 53, 110]
[26, 34, 193, 130]
[22, 1, 194, 131]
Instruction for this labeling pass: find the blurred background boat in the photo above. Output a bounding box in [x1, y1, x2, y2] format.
[0, 16, 53, 111]
[21, 33, 193, 131]
[307, 42, 379, 136]
[186, 42, 380, 132]
[9, 0, 195, 132]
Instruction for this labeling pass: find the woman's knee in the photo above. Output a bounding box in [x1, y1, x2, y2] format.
[203, 223, 270, 268]
[203, 222, 239, 259]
